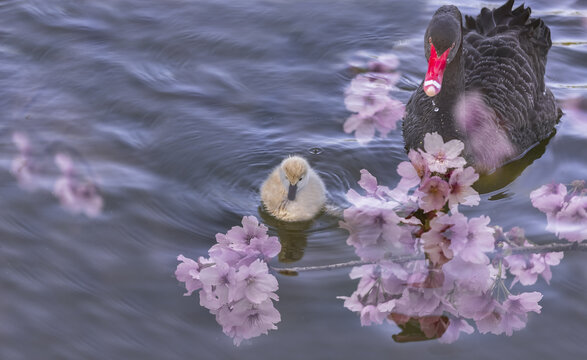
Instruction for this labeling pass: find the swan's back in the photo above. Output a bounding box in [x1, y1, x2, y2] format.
[462, 0, 560, 150]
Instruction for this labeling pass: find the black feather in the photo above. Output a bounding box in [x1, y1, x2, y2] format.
[402, 0, 560, 172]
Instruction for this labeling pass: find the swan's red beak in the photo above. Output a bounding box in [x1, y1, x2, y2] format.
[424, 43, 450, 97]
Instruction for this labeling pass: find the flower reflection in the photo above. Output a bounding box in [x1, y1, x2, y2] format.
[343, 53, 405, 144]
[11, 132, 41, 191]
[10, 132, 104, 217]
[54, 153, 103, 217]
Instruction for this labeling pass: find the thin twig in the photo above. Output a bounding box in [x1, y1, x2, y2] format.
[272, 242, 587, 273]
[504, 242, 587, 255]
[272, 259, 369, 272]
[272, 254, 425, 272]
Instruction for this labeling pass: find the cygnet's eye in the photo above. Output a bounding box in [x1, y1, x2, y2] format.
[299, 177, 303, 182]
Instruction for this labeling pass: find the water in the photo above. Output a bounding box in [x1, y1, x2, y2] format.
[1, 0, 586, 359]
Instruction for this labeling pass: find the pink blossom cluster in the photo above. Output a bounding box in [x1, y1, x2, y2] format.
[338, 132, 552, 342]
[530, 181, 587, 243]
[343, 53, 405, 144]
[499, 227, 564, 287]
[10, 132, 103, 217]
[175, 216, 282, 346]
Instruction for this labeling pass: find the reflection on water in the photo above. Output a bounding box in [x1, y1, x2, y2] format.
[10, 131, 104, 216]
[258, 206, 314, 263]
[390, 314, 450, 342]
[476, 132, 556, 195]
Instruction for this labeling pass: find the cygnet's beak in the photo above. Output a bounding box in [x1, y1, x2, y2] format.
[287, 183, 297, 201]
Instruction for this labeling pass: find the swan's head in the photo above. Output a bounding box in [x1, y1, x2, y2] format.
[279, 156, 310, 201]
[423, 5, 462, 97]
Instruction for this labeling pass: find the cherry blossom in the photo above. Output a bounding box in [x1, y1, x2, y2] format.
[199, 259, 238, 307]
[210, 215, 281, 266]
[438, 318, 475, 343]
[530, 181, 587, 243]
[339, 197, 403, 261]
[552, 195, 587, 242]
[448, 214, 494, 265]
[530, 183, 567, 214]
[476, 292, 542, 336]
[337, 133, 558, 343]
[506, 252, 564, 287]
[420, 132, 466, 174]
[447, 166, 480, 209]
[418, 176, 450, 212]
[233, 260, 279, 304]
[175, 255, 207, 296]
[217, 298, 281, 346]
[175, 215, 281, 346]
[421, 214, 454, 265]
[338, 263, 404, 326]
[356, 168, 394, 200]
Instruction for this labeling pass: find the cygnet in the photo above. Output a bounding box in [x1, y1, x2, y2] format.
[260, 155, 326, 222]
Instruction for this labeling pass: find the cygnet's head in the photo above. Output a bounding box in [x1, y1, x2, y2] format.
[279, 156, 310, 201]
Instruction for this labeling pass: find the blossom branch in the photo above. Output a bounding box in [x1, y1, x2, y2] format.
[272, 254, 425, 273]
[500, 241, 587, 255]
[273, 242, 587, 273]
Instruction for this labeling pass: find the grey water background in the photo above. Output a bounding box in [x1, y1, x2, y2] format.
[0, 0, 586, 359]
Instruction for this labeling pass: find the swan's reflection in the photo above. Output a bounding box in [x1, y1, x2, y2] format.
[258, 205, 316, 263]
[474, 131, 556, 195]
[390, 314, 449, 343]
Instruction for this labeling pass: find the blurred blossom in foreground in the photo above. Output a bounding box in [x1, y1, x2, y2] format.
[454, 91, 515, 173]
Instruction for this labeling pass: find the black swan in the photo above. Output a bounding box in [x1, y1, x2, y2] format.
[402, 0, 561, 173]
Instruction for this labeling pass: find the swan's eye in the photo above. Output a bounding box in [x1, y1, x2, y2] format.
[451, 42, 455, 49]
[428, 37, 432, 45]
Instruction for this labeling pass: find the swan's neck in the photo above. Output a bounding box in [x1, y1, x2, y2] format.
[437, 46, 464, 105]
[427, 45, 465, 143]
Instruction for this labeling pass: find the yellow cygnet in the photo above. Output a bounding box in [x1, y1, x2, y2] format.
[260, 155, 326, 222]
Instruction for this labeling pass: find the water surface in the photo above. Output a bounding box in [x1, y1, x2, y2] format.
[1, 0, 586, 359]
